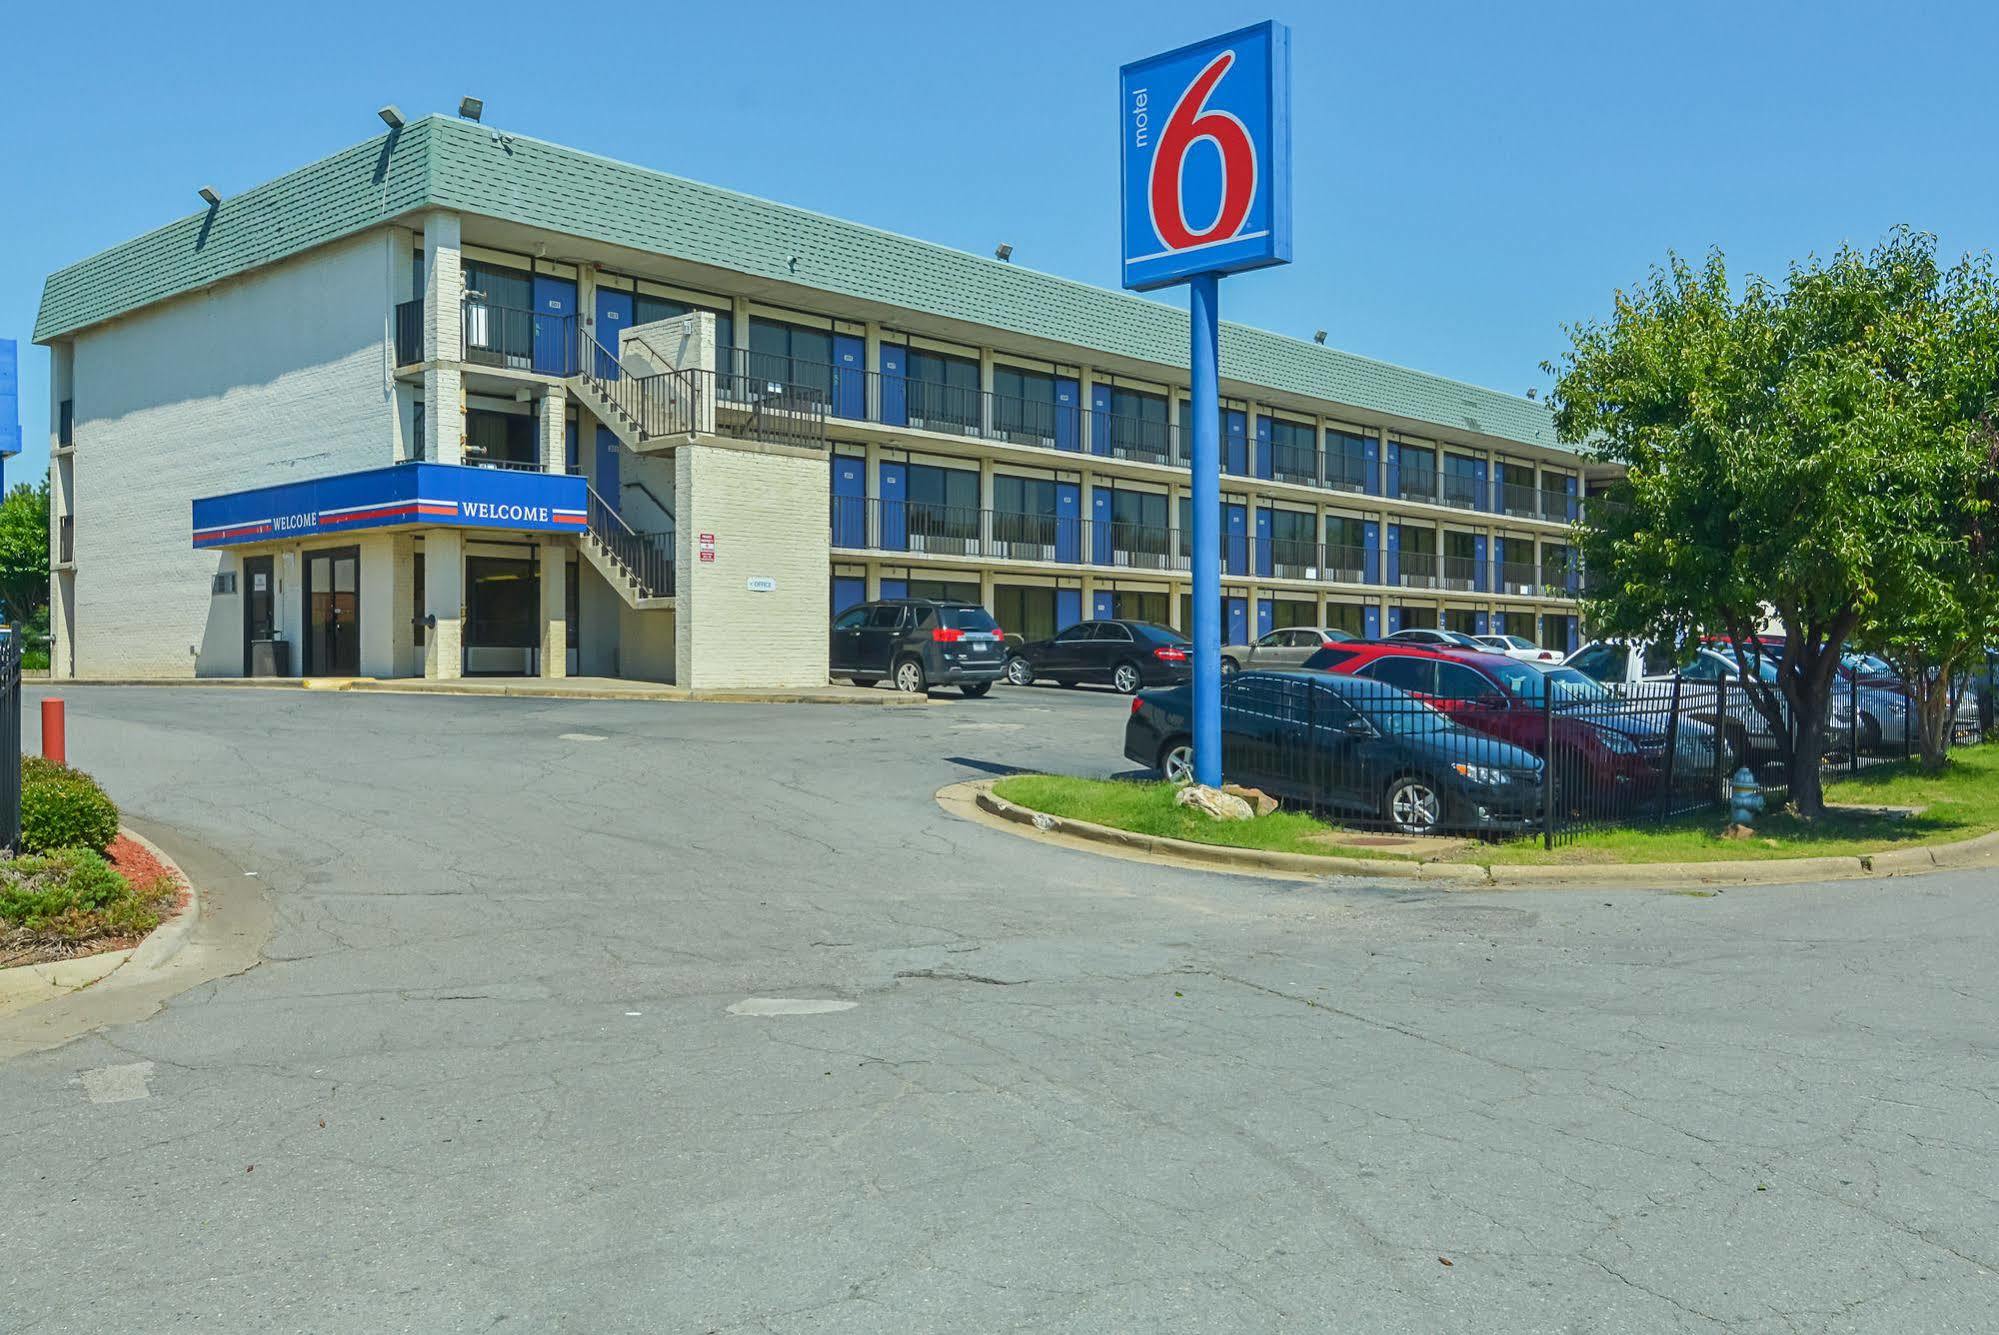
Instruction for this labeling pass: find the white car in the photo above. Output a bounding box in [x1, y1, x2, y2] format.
[1565, 640, 1853, 767]
[1221, 627, 1358, 674]
[1473, 633, 1559, 663]
[1383, 627, 1486, 649]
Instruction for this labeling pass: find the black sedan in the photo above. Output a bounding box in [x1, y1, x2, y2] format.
[1123, 670, 1544, 835]
[1004, 620, 1191, 694]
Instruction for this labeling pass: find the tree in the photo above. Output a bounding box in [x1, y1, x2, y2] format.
[0, 479, 50, 629]
[1546, 229, 1999, 816]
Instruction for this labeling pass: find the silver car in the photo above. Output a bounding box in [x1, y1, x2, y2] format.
[1220, 627, 1357, 675]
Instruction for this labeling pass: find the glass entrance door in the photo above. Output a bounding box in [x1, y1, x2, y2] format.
[242, 555, 275, 674]
[304, 547, 360, 676]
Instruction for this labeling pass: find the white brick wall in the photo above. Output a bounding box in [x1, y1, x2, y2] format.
[674, 442, 829, 689]
[65, 229, 401, 677]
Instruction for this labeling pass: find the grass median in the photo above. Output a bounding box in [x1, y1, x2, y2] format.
[992, 744, 1999, 868]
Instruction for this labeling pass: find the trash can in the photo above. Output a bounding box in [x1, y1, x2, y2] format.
[250, 638, 291, 678]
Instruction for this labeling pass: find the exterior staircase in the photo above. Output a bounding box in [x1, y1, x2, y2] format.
[581, 485, 673, 610]
[567, 331, 705, 455]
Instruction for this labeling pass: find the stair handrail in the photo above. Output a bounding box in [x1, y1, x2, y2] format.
[622, 477, 675, 527]
[585, 484, 674, 600]
[574, 329, 706, 443]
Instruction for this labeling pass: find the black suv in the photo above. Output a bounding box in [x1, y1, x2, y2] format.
[1002, 619, 1192, 694]
[830, 599, 1007, 696]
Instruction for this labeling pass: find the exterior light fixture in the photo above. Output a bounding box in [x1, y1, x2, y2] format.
[198, 186, 221, 207]
[378, 105, 405, 130]
[1312, 329, 1327, 344]
[459, 96, 484, 122]
[994, 243, 1013, 263]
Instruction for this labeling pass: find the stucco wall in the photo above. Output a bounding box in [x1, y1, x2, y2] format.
[65, 229, 401, 677]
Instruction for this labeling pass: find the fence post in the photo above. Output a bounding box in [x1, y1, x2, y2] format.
[2, 641, 18, 852]
[1657, 674, 1682, 822]
[1715, 676, 1729, 808]
[1541, 684, 1556, 850]
[1849, 669, 1859, 773]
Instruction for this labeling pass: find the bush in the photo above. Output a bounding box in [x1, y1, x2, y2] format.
[19, 769, 119, 854]
[21, 755, 80, 786]
[0, 849, 130, 926]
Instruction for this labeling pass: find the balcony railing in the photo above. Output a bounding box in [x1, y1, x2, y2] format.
[1320, 542, 1374, 584]
[1499, 482, 1579, 523]
[1441, 553, 1483, 591]
[1396, 549, 1439, 588]
[1323, 450, 1372, 493]
[393, 298, 423, 367]
[1499, 561, 1540, 596]
[1271, 443, 1319, 487]
[1396, 469, 1439, 504]
[1441, 472, 1483, 510]
[1268, 536, 1320, 580]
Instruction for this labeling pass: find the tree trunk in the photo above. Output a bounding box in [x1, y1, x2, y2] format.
[1790, 707, 1828, 818]
[1914, 676, 1953, 772]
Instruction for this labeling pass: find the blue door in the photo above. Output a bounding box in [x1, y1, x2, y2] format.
[1386, 524, 1401, 585]
[565, 418, 579, 474]
[594, 289, 633, 378]
[1364, 605, 1382, 638]
[1364, 435, 1381, 495]
[832, 576, 866, 617]
[1387, 606, 1403, 634]
[1224, 504, 1248, 576]
[1055, 588, 1083, 630]
[1563, 475, 1580, 522]
[1256, 599, 1274, 637]
[595, 427, 620, 510]
[1363, 520, 1381, 584]
[532, 274, 577, 376]
[878, 578, 908, 602]
[1092, 489, 1113, 565]
[831, 457, 866, 548]
[1225, 597, 1248, 646]
[1090, 384, 1114, 456]
[832, 334, 866, 421]
[879, 462, 908, 551]
[1224, 409, 1248, 475]
[1473, 458, 1490, 512]
[1384, 441, 1401, 498]
[1093, 591, 1114, 621]
[1055, 377, 1081, 452]
[879, 344, 908, 427]
[1474, 610, 1490, 636]
[1253, 414, 1272, 479]
[1473, 534, 1489, 592]
[1055, 483, 1081, 563]
[1253, 507, 1273, 578]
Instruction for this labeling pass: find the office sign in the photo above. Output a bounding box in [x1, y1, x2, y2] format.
[1119, 20, 1292, 292]
[192, 463, 587, 549]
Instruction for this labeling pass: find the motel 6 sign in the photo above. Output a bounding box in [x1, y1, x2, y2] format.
[1119, 19, 1292, 292]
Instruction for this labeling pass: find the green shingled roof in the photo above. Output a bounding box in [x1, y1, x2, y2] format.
[37, 114, 1564, 452]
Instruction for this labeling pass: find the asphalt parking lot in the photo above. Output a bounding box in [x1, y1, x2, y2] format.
[2, 683, 1996, 1333]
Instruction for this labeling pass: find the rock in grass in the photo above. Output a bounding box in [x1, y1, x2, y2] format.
[1222, 784, 1278, 818]
[1175, 784, 1255, 822]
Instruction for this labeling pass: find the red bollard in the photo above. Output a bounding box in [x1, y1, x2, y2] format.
[41, 698, 66, 768]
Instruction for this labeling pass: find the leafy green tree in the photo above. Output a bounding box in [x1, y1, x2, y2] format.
[1547, 229, 1999, 816]
[0, 479, 50, 630]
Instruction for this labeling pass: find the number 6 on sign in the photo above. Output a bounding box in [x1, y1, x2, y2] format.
[1120, 20, 1291, 292]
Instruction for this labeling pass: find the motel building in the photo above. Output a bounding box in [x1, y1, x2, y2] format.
[35, 112, 1602, 689]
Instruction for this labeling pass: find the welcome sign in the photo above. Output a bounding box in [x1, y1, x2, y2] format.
[193, 463, 588, 549]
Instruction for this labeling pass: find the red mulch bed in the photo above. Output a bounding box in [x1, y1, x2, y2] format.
[0, 834, 188, 969]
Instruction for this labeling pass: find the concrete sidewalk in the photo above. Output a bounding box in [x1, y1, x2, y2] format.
[55, 675, 932, 706]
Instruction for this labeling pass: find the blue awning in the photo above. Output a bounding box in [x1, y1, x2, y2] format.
[192, 462, 588, 549]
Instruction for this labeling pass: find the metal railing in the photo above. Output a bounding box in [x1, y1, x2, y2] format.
[1395, 469, 1439, 503]
[586, 485, 674, 599]
[1271, 443, 1319, 486]
[1441, 553, 1483, 591]
[393, 298, 423, 366]
[1441, 472, 1483, 510]
[0, 638, 18, 851]
[58, 516, 74, 566]
[573, 329, 710, 445]
[1396, 549, 1439, 588]
[462, 455, 558, 474]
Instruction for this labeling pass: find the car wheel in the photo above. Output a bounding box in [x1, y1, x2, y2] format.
[1004, 657, 1035, 687]
[1112, 662, 1143, 694]
[1220, 657, 1240, 677]
[1158, 737, 1195, 784]
[850, 677, 879, 689]
[894, 657, 928, 694]
[1383, 775, 1444, 835]
[961, 682, 992, 699]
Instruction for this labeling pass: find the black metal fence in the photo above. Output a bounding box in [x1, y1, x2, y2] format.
[0, 639, 19, 851]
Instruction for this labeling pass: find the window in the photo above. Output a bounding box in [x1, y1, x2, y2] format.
[1131, 622, 1189, 646]
[1683, 652, 1729, 681]
[865, 605, 906, 630]
[1104, 387, 1170, 459]
[1642, 643, 1680, 677]
[748, 316, 834, 399]
[1365, 657, 1436, 695]
[1109, 591, 1168, 624]
[464, 408, 536, 468]
[1270, 601, 1317, 631]
[1433, 662, 1499, 704]
[1054, 623, 1094, 642]
[939, 605, 999, 632]
[1325, 603, 1367, 637]
[833, 607, 869, 630]
[465, 556, 538, 649]
[907, 347, 980, 429]
[907, 578, 980, 604]
[1327, 429, 1371, 488]
[1256, 630, 1288, 648]
[1094, 622, 1133, 642]
[993, 475, 1058, 518]
[1499, 611, 1538, 643]
[1568, 644, 1627, 684]
[993, 586, 1056, 642]
[1269, 417, 1316, 479]
[461, 259, 530, 311]
[992, 366, 1059, 440]
[1302, 646, 1360, 672]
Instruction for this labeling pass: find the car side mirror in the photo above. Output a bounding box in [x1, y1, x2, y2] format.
[1342, 717, 1374, 737]
[1476, 693, 1508, 710]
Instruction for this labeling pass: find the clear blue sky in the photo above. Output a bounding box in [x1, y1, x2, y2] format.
[7, 0, 1996, 486]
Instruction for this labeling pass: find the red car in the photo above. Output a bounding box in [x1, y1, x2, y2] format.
[1299, 642, 1715, 807]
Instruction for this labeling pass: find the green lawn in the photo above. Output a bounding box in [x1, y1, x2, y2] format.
[989, 774, 1415, 862]
[992, 744, 1999, 868]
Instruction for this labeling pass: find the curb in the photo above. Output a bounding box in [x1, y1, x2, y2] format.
[949, 780, 1999, 890]
[45, 678, 933, 707]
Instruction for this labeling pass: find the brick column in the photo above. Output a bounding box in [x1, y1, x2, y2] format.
[539, 387, 568, 474]
[424, 530, 463, 680]
[539, 540, 568, 679]
[422, 211, 464, 465]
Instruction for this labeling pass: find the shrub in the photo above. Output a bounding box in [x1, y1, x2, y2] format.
[19, 773, 119, 854]
[0, 849, 131, 927]
[21, 755, 80, 786]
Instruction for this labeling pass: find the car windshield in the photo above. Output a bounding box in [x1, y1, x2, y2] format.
[939, 606, 998, 632]
[1843, 652, 1893, 676]
[1493, 664, 1612, 707]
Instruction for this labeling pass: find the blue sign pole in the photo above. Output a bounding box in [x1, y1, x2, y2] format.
[1188, 273, 1222, 786]
[1121, 19, 1291, 788]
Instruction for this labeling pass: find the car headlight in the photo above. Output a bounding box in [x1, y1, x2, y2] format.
[1452, 763, 1510, 785]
